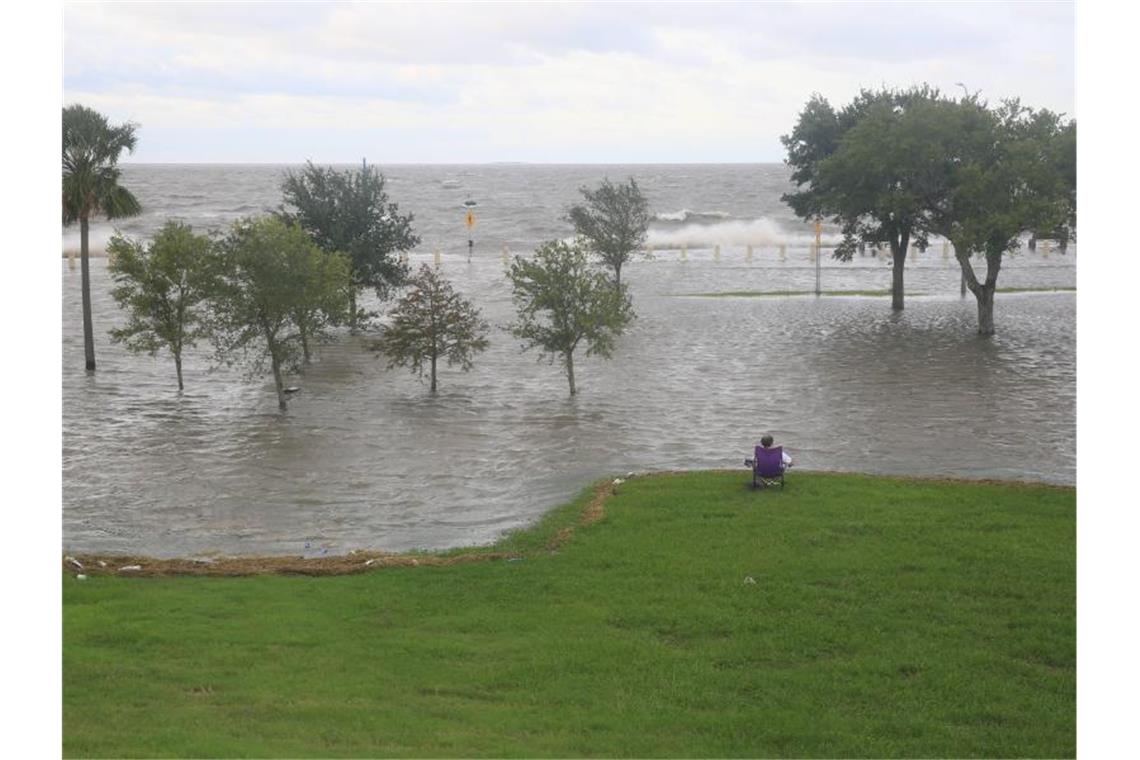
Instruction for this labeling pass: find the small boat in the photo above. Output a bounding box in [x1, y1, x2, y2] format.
[441, 178, 461, 188]
[463, 199, 477, 207]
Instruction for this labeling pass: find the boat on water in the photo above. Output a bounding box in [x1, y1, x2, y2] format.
[441, 177, 461, 188]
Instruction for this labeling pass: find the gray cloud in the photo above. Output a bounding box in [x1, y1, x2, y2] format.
[63, 1, 1075, 163]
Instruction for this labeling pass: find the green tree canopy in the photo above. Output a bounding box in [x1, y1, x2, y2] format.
[506, 239, 633, 396]
[566, 177, 651, 290]
[107, 221, 216, 390]
[209, 216, 352, 410]
[923, 97, 1076, 334]
[63, 104, 141, 371]
[280, 161, 419, 327]
[781, 86, 943, 311]
[373, 265, 490, 393]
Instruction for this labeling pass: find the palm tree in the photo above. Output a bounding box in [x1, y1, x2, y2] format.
[62, 104, 142, 371]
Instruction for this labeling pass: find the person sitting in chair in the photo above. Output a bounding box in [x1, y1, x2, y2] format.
[746, 435, 793, 469]
[760, 434, 792, 468]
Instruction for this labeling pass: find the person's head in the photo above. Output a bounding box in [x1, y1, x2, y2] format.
[760, 434, 774, 448]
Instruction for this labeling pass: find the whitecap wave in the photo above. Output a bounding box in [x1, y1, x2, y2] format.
[653, 208, 731, 223]
[62, 227, 117, 256]
[646, 217, 843, 249]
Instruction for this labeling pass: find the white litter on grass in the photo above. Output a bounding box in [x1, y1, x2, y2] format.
[97, 560, 107, 568]
[76, 574, 87, 581]
[365, 559, 376, 566]
[119, 565, 142, 572]
[66, 557, 83, 570]
[744, 576, 757, 585]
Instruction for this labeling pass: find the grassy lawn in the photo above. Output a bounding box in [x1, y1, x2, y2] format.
[679, 289, 903, 298]
[679, 287, 1075, 298]
[63, 471, 1075, 758]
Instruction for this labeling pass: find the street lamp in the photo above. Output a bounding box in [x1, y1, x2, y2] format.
[813, 216, 823, 296]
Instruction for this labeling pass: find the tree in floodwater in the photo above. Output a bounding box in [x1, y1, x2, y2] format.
[106, 221, 216, 390]
[209, 216, 352, 410]
[373, 264, 490, 393]
[506, 239, 632, 396]
[62, 104, 142, 371]
[781, 86, 942, 311]
[280, 160, 418, 329]
[923, 96, 1076, 335]
[566, 177, 651, 291]
[287, 239, 353, 365]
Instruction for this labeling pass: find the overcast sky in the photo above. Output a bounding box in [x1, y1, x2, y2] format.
[65, 0, 1075, 163]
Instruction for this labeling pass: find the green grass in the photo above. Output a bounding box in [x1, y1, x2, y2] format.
[995, 286, 1076, 293]
[63, 471, 1075, 758]
[681, 287, 1075, 298]
[680, 289, 901, 298]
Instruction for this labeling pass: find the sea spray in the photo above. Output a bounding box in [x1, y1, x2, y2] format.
[647, 216, 839, 250]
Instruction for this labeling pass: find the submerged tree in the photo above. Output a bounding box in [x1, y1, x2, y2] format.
[781, 87, 942, 311]
[209, 216, 352, 411]
[567, 177, 651, 291]
[373, 264, 490, 393]
[280, 160, 418, 329]
[506, 239, 633, 396]
[924, 97, 1076, 335]
[106, 221, 216, 390]
[62, 104, 142, 371]
[287, 239, 353, 365]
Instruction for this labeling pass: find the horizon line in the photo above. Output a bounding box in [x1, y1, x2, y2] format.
[121, 160, 789, 167]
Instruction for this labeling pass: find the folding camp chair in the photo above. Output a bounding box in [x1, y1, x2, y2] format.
[744, 445, 786, 489]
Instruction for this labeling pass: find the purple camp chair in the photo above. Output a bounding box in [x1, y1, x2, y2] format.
[744, 445, 786, 489]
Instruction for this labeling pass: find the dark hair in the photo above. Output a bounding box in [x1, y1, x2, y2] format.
[760, 435, 774, 448]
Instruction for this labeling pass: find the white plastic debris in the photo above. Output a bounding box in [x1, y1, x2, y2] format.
[744, 576, 757, 585]
[97, 560, 107, 568]
[76, 574, 87, 581]
[119, 565, 142, 572]
[364, 559, 376, 566]
[66, 557, 83, 570]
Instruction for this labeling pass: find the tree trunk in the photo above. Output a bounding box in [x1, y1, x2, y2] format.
[614, 263, 622, 291]
[348, 289, 358, 334]
[953, 244, 1000, 336]
[80, 216, 96, 371]
[300, 323, 311, 365]
[565, 350, 576, 396]
[174, 351, 184, 391]
[271, 350, 287, 411]
[430, 352, 438, 394]
[890, 244, 907, 311]
[975, 286, 996, 336]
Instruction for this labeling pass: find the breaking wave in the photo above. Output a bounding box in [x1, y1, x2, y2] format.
[62, 227, 116, 256]
[647, 216, 842, 249]
[653, 208, 731, 224]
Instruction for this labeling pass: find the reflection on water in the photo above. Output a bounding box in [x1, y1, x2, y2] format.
[63, 250, 1075, 557]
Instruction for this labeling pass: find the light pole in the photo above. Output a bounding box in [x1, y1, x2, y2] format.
[813, 217, 823, 296]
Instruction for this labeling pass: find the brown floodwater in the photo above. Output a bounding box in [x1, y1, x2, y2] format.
[62, 246, 1075, 558]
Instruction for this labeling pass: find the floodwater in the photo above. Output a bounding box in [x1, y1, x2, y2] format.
[62, 164, 1076, 557]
